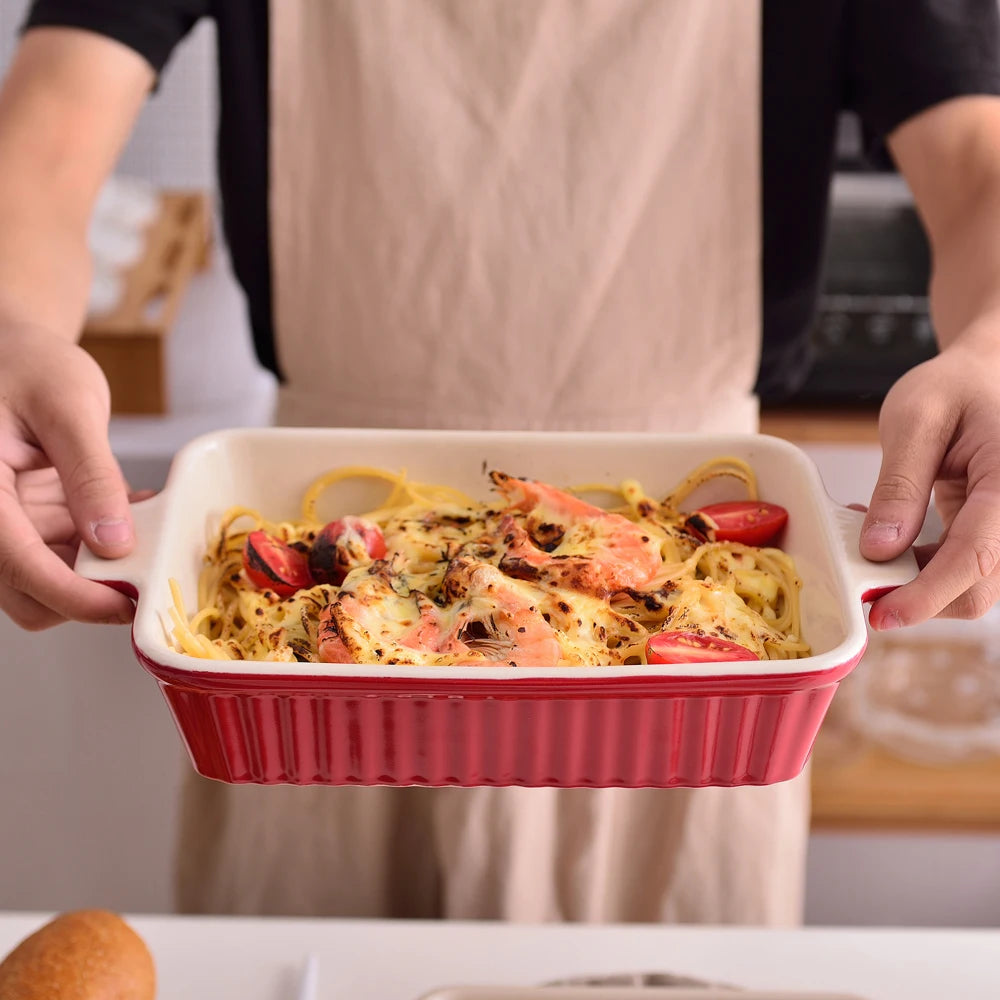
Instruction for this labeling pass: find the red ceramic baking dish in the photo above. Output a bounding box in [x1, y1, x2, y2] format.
[77, 428, 915, 787]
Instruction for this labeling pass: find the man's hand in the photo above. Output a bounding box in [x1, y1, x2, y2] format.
[864, 96, 1000, 628]
[862, 326, 1000, 628]
[0, 321, 136, 629]
[0, 27, 152, 629]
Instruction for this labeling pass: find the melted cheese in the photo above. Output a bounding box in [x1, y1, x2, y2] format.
[177, 466, 809, 666]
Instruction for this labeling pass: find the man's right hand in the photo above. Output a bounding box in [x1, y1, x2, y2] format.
[0, 321, 136, 629]
[0, 27, 155, 629]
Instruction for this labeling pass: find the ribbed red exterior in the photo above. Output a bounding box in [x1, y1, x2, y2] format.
[141, 648, 861, 787]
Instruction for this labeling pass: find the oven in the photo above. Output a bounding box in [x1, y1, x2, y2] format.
[763, 117, 938, 406]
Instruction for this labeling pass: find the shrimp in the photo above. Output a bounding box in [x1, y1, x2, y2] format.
[318, 558, 563, 666]
[440, 556, 564, 666]
[490, 471, 662, 596]
[318, 569, 451, 665]
[316, 618, 354, 663]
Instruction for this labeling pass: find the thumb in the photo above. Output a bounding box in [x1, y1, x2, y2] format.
[38, 408, 134, 559]
[860, 411, 943, 562]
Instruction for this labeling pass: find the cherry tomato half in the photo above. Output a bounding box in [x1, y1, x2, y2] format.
[690, 500, 788, 546]
[242, 530, 315, 597]
[308, 516, 388, 585]
[645, 630, 759, 664]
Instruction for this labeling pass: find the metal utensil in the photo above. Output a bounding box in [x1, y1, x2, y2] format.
[295, 953, 319, 1000]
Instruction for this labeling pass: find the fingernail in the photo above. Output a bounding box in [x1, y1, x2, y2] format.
[877, 609, 903, 630]
[91, 517, 132, 547]
[864, 521, 901, 545]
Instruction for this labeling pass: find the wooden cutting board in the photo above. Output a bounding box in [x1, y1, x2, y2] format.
[759, 407, 880, 444]
[810, 635, 1000, 831]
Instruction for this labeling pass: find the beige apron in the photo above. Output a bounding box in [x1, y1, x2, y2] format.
[176, 0, 809, 924]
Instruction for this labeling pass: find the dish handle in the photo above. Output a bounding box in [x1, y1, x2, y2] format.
[74, 492, 168, 600]
[831, 502, 919, 604]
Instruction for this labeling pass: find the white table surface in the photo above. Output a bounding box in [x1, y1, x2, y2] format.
[1, 914, 997, 1000]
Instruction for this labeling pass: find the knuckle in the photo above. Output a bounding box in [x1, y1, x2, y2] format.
[946, 583, 999, 621]
[2, 596, 58, 632]
[873, 471, 925, 506]
[880, 382, 955, 452]
[884, 379, 941, 424]
[967, 587, 996, 620]
[15, 607, 59, 632]
[973, 538, 1000, 580]
[64, 454, 121, 505]
[26, 380, 103, 431]
[0, 549, 31, 596]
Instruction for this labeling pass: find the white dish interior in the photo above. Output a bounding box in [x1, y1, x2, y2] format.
[98, 428, 914, 680]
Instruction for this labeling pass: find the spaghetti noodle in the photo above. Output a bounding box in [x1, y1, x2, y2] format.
[169, 459, 810, 666]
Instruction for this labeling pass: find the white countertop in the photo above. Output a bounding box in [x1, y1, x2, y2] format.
[1, 914, 997, 1000]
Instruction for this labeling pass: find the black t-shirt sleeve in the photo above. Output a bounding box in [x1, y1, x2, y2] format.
[847, 0, 1000, 142]
[22, 0, 208, 75]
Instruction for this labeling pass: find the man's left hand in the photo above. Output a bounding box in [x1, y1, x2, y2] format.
[861, 328, 1000, 628]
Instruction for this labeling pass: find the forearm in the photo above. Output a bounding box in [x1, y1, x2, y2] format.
[0, 208, 92, 339]
[861, 99, 1000, 629]
[926, 176, 1000, 349]
[889, 97, 1000, 351]
[0, 76, 94, 338]
[0, 28, 153, 338]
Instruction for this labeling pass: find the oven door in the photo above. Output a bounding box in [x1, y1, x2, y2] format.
[777, 173, 937, 405]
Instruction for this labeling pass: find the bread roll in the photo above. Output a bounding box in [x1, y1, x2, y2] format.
[0, 910, 155, 999]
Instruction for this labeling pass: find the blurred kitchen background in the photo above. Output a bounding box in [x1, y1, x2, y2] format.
[1, 4, 999, 927]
